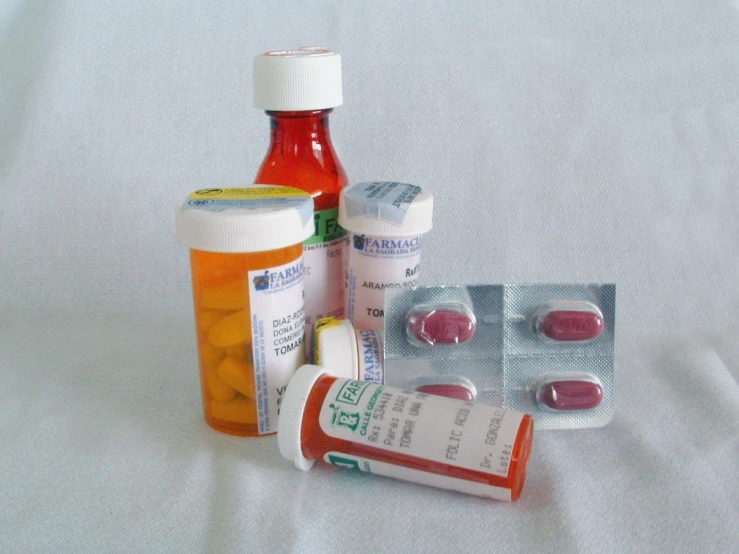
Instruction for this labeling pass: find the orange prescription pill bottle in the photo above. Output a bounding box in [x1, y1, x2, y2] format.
[279, 365, 535, 501]
[176, 186, 314, 437]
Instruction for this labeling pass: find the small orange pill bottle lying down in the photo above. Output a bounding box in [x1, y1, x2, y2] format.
[176, 186, 314, 436]
[279, 365, 535, 501]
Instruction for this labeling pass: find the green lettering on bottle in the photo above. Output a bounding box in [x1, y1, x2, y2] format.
[304, 207, 346, 245]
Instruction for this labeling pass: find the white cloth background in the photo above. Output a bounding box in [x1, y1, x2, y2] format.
[1, 1, 738, 552]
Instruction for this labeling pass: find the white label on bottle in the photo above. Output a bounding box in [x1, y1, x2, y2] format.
[318, 379, 524, 500]
[249, 257, 306, 434]
[323, 452, 511, 500]
[346, 232, 423, 330]
[303, 208, 346, 353]
[356, 329, 384, 384]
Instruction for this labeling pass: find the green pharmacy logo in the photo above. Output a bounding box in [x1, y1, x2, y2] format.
[253, 271, 270, 291]
[335, 380, 370, 405]
[326, 454, 361, 470]
[329, 404, 360, 432]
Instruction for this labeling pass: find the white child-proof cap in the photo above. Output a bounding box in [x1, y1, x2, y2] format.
[254, 47, 343, 111]
[315, 320, 359, 380]
[175, 185, 314, 253]
[339, 182, 434, 238]
[278, 364, 329, 471]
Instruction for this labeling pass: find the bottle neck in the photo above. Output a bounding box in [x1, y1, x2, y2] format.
[265, 109, 336, 154]
[256, 107, 348, 206]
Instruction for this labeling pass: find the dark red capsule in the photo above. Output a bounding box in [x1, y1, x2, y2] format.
[409, 309, 476, 346]
[539, 380, 603, 411]
[540, 310, 603, 342]
[416, 384, 476, 402]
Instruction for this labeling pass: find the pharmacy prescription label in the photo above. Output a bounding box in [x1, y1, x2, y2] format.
[346, 233, 422, 328]
[318, 380, 524, 500]
[249, 258, 306, 434]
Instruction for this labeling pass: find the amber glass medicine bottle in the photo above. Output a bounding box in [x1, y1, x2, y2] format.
[253, 48, 349, 352]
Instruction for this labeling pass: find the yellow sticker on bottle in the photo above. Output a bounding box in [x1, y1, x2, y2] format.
[183, 186, 313, 225]
[189, 186, 309, 200]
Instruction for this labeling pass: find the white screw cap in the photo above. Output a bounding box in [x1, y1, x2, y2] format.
[175, 186, 314, 253]
[339, 182, 434, 238]
[277, 364, 329, 471]
[254, 47, 343, 111]
[315, 319, 359, 380]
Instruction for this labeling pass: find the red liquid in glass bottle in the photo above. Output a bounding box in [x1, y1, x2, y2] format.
[253, 48, 348, 353]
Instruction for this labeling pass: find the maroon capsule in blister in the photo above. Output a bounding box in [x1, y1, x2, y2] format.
[534, 301, 604, 342]
[405, 303, 476, 346]
[535, 374, 603, 411]
[408, 376, 477, 402]
[417, 384, 476, 402]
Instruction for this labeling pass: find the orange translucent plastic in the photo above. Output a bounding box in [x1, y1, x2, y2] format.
[190, 244, 303, 436]
[301, 375, 535, 501]
[255, 109, 348, 213]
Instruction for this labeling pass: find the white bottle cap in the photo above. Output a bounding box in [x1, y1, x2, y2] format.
[278, 364, 329, 471]
[175, 186, 314, 253]
[339, 182, 434, 238]
[315, 319, 359, 380]
[254, 47, 343, 111]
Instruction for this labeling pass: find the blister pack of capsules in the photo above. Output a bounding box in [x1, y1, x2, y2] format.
[383, 284, 616, 430]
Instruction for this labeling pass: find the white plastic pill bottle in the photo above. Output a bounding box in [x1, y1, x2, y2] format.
[339, 182, 434, 330]
[313, 317, 384, 383]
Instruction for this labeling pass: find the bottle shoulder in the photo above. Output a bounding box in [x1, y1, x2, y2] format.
[255, 152, 348, 209]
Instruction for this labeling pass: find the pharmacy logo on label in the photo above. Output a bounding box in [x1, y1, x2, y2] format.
[326, 453, 361, 470]
[253, 271, 270, 290]
[335, 380, 371, 405]
[353, 235, 366, 250]
[252, 261, 304, 293]
[188, 199, 214, 207]
[329, 404, 360, 432]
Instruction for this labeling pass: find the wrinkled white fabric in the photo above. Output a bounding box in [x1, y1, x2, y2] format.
[1, 1, 738, 552]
